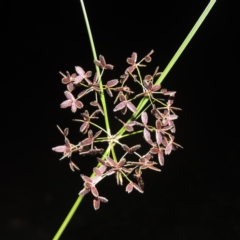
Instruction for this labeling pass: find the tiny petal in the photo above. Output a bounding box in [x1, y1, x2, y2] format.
[113, 101, 126, 112]
[67, 83, 74, 92]
[156, 131, 162, 145]
[52, 145, 66, 152]
[71, 103, 77, 113]
[130, 144, 141, 153]
[144, 55, 152, 62]
[162, 136, 168, 147]
[133, 182, 144, 193]
[85, 71, 92, 78]
[105, 169, 115, 176]
[156, 119, 162, 130]
[79, 188, 90, 196]
[93, 167, 102, 176]
[62, 77, 71, 84]
[126, 102, 137, 113]
[105, 156, 117, 167]
[93, 130, 102, 138]
[127, 58, 135, 65]
[158, 151, 164, 166]
[74, 75, 83, 84]
[92, 175, 102, 184]
[91, 186, 99, 197]
[94, 60, 102, 68]
[148, 165, 161, 172]
[144, 128, 153, 145]
[131, 52, 137, 62]
[69, 161, 80, 171]
[78, 89, 88, 98]
[105, 64, 114, 70]
[98, 196, 108, 203]
[63, 128, 69, 136]
[117, 158, 126, 167]
[75, 66, 85, 76]
[99, 55, 106, 66]
[75, 100, 83, 109]
[150, 147, 159, 155]
[168, 114, 178, 120]
[125, 124, 134, 132]
[64, 138, 71, 148]
[122, 144, 130, 153]
[126, 65, 136, 74]
[60, 100, 72, 108]
[126, 182, 133, 193]
[165, 143, 173, 155]
[64, 91, 75, 100]
[80, 122, 88, 133]
[93, 198, 100, 210]
[152, 84, 161, 92]
[80, 174, 92, 183]
[141, 112, 148, 125]
[98, 165, 107, 173]
[106, 88, 113, 97]
[107, 79, 118, 87]
[80, 137, 92, 146]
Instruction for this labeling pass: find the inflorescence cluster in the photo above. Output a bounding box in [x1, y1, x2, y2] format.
[53, 50, 182, 210]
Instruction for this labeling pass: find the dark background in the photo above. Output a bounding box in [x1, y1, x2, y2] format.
[1, 0, 239, 239]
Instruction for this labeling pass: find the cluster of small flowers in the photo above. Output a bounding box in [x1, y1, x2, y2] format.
[52, 50, 182, 210]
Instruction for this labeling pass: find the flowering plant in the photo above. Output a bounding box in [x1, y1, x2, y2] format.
[52, 1, 216, 239]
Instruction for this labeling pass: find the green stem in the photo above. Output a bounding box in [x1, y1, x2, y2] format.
[53, 196, 84, 240]
[53, 144, 111, 240]
[116, 0, 217, 138]
[53, 1, 216, 239]
[155, 0, 217, 85]
[80, 0, 111, 136]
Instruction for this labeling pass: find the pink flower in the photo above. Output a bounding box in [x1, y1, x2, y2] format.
[74, 66, 92, 84]
[60, 91, 83, 113]
[150, 145, 165, 166]
[60, 71, 76, 92]
[113, 93, 137, 114]
[94, 55, 114, 70]
[104, 157, 132, 185]
[93, 196, 108, 210]
[126, 153, 161, 172]
[79, 174, 99, 197]
[52, 138, 72, 160]
[126, 181, 143, 193]
[79, 165, 106, 197]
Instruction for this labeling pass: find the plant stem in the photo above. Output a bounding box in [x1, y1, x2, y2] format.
[52, 144, 112, 240]
[53, 196, 84, 240]
[155, 0, 217, 86]
[116, 0, 217, 138]
[80, 0, 111, 136]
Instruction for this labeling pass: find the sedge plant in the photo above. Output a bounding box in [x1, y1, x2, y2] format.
[52, 1, 216, 239]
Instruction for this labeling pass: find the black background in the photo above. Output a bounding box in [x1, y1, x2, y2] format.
[1, 0, 239, 239]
